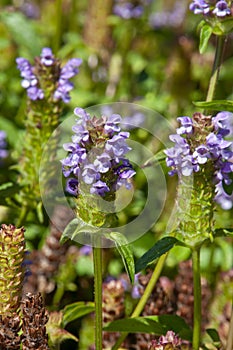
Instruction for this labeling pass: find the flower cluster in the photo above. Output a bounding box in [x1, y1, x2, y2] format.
[148, 331, 183, 349]
[16, 48, 82, 102]
[0, 131, 8, 160]
[61, 108, 135, 198]
[165, 112, 233, 209]
[189, 0, 232, 17]
[113, 0, 151, 19]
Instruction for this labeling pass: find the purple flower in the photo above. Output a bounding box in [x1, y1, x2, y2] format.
[94, 153, 111, 173]
[189, 0, 210, 14]
[66, 178, 79, 195]
[40, 47, 55, 66]
[212, 111, 232, 136]
[213, 0, 231, 16]
[82, 164, 100, 184]
[61, 108, 135, 198]
[104, 114, 121, 134]
[189, 0, 231, 17]
[54, 58, 82, 102]
[105, 132, 131, 160]
[16, 57, 44, 100]
[215, 181, 233, 209]
[165, 112, 233, 209]
[177, 116, 193, 135]
[16, 48, 82, 103]
[90, 180, 110, 196]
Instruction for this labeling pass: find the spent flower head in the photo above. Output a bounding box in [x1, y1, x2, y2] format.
[61, 108, 135, 199]
[16, 47, 82, 103]
[165, 111, 233, 209]
[148, 331, 184, 349]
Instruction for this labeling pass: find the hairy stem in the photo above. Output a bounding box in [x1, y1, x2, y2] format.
[111, 253, 168, 350]
[192, 248, 201, 350]
[93, 246, 103, 350]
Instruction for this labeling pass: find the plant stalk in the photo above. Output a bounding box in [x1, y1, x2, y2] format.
[192, 247, 201, 350]
[93, 245, 103, 350]
[226, 303, 233, 350]
[111, 253, 168, 350]
[16, 205, 29, 227]
[205, 35, 226, 103]
[53, 0, 63, 54]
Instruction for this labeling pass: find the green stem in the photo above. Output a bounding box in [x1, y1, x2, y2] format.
[226, 303, 233, 350]
[205, 35, 226, 103]
[192, 248, 201, 350]
[16, 205, 29, 227]
[93, 246, 103, 350]
[111, 253, 168, 350]
[53, 0, 63, 54]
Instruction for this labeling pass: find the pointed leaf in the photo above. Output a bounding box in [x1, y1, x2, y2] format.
[104, 315, 191, 340]
[193, 99, 233, 112]
[135, 236, 179, 273]
[107, 232, 135, 283]
[0, 182, 21, 206]
[141, 150, 166, 168]
[62, 301, 95, 327]
[60, 217, 102, 244]
[199, 24, 213, 54]
[206, 328, 221, 343]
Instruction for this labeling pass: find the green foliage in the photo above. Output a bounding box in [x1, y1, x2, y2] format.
[104, 315, 192, 340]
[199, 24, 213, 54]
[62, 301, 95, 327]
[135, 236, 179, 273]
[107, 231, 135, 284]
[194, 99, 233, 111]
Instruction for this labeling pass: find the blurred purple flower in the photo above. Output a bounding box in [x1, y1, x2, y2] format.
[61, 108, 135, 198]
[149, 1, 186, 29]
[79, 245, 92, 256]
[113, 0, 151, 19]
[0, 131, 8, 160]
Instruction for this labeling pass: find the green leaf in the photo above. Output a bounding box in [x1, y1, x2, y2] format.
[206, 328, 221, 343]
[0, 12, 41, 56]
[60, 217, 102, 244]
[107, 232, 135, 284]
[199, 24, 213, 54]
[214, 228, 233, 238]
[47, 311, 79, 346]
[62, 301, 95, 327]
[193, 99, 233, 112]
[141, 149, 166, 168]
[104, 315, 192, 340]
[214, 17, 233, 35]
[135, 236, 179, 273]
[0, 182, 21, 206]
